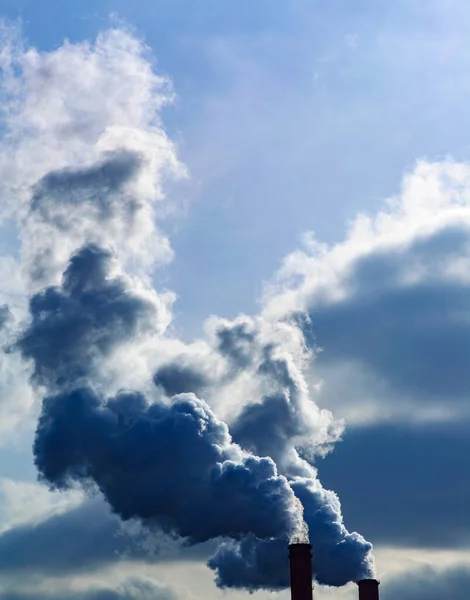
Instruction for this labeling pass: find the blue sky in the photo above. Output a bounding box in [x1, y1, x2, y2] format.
[6, 0, 470, 335]
[1, 1, 470, 599]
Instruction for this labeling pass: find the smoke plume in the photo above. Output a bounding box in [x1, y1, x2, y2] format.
[15, 244, 165, 389]
[2, 25, 374, 591]
[34, 387, 301, 544]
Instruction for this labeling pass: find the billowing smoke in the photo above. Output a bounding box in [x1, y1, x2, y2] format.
[153, 363, 209, 397]
[34, 387, 300, 544]
[25, 150, 143, 286]
[203, 318, 374, 588]
[15, 244, 164, 389]
[4, 25, 374, 592]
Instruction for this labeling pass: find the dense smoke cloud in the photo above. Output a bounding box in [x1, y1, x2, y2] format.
[153, 363, 209, 397]
[0, 24, 374, 592]
[20, 253, 374, 588]
[208, 318, 374, 587]
[34, 386, 300, 544]
[210, 474, 373, 588]
[16, 244, 164, 389]
[212, 316, 343, 470]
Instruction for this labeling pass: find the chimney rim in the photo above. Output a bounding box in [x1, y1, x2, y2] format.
[356, 578, 380, 586]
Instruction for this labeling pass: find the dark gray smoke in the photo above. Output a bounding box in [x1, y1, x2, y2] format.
[24, 150, 145, 286]
[216, 318, 340, 471]
[209, 535, 290, 590]
[16, 244, 159, 388]
[154, 318, 375, 588]
[34, 386, 300, 545]
[231, 344, 313, 471]
[30, 150, 142, 228]
[215, 319, 257, 370]
[22, 246, 305, 552]
[153, 363, 208, 397]
[209, 468, 374, 590]
[22, 254, 374, 588]
[210, 478, 373, 589]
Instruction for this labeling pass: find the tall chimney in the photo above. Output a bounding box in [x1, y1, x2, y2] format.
[289, 543, 313, 600]
[357, 579, 380, 600]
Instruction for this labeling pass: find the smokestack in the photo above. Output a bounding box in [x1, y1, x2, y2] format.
[289, 543, 313, 600]
[357, 579, 379, 600]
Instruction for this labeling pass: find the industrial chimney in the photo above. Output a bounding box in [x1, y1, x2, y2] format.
[357, 579, 380, 600]
[289, 543, 313, 600]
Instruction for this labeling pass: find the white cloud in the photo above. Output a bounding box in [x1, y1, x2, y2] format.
[265, 160, 470, 314]
[0, 23, 185, 288]
[263, 159, 470, 423]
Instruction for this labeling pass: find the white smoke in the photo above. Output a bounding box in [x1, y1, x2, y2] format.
[290, 497, 310, 544]
[0, 24, 185, 289]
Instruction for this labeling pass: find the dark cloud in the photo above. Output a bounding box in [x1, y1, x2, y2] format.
[34, 386, 297, 545]
[0, 495, 214, 577]
[0, 498, 136, 575]
[319, 420, 470, 548]
[308, 226, 470, 402]
[153, 364, 208, 397]
[381, 565, 470, 600]
[313, 282, 470, 399]
[30, 150, 142, 231]
[15, 244, 158, 388]
[0, 577, 175, 600]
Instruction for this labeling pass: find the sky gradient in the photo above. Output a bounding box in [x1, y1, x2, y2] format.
[0, 1, 469, 599]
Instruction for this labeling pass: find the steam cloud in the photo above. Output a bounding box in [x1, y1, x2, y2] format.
[35, 386, 299, 544]
[3, 25, 374, 590]
[16, 244, 161, 389]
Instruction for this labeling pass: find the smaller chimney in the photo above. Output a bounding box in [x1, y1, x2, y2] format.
[289, 543, 313, 600]
[357, 579, 379, 600]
